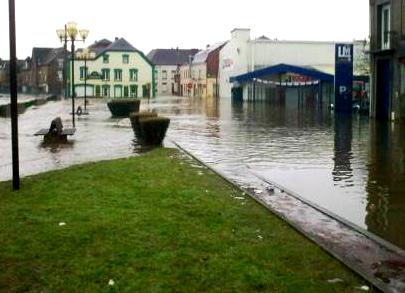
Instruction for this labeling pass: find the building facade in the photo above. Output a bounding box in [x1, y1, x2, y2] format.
[219, 28, 368, 98]
[70, 38, 154, 99]
[25, 47, 66, 95]
[187, 42, 226, 99]
[147, 48, 199, 96]
[0, 59, 9, 93]
[369, 0, 405, 121]
[179, 62, 193, 97]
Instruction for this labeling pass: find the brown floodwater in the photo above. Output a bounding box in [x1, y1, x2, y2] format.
[1, 93, 404, 250]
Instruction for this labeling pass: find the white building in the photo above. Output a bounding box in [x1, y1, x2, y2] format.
[147, 48, 199, 96]
[219, 28, 367, 98]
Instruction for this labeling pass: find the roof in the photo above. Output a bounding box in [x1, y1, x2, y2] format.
[32, 47, 66, 65]
[192, 42, 227, 64]
[256, 35, 270, 41]
[105, 38, 138, 52]
[147, 49, 199, 66]
[88, 39, 112, 55]
[84, 37, 153, 67]
[230, 63, 334, 83]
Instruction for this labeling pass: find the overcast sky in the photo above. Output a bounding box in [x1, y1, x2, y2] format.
[0, 0, 369, 59]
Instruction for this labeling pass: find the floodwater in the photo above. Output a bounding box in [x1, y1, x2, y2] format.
[1, 93, 404, 250]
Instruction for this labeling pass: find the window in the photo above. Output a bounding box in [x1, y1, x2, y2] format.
[101, 69, 110, 81]
[130, 69, 138, 81]
[122, 54, 129, 64]
[162, 82, 167, 92]
[171, 70, 176, 79]
[103, 54, 109, 64]
[162, 70, 167, 80]
[57, 59, 63, 69]
[80, 66, 88, 80]
[114, 69, 122, 81]
[379, 4, 391, 50]
[130, 85, 138, 97]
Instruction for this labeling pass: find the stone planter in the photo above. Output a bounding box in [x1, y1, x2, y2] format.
[129, 111, 158, 137]
[137, 116, 170, 145]
[107, 99, 141, 118]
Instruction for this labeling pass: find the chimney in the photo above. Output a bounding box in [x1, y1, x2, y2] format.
[115, 37, 119, 41]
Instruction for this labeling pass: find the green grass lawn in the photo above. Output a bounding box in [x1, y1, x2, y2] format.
[0, 148, 372, 292]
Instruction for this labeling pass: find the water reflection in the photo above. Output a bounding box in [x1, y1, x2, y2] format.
[333, 114, 353, 184]
[366, 122, 405, 247]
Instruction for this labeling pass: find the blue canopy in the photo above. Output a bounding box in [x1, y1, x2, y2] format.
[230, 63, 334, 83]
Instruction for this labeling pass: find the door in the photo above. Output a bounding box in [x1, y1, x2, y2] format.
[95, 85, 101, 97]
[376, 59, 391, 119]
[102, 86, 110, 98]
[114, 86, 122, 98]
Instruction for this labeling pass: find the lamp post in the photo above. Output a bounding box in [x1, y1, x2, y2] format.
[77, 48, 92, 114]
[56, 25, 68, 99]
[56, 22, 89, 128]
[8, 0, 19, 190]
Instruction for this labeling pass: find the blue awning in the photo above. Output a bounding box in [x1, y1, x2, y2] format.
[230, 63, 334, 84]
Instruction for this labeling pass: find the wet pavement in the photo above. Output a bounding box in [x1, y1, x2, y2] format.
[1, 94, 405, 291]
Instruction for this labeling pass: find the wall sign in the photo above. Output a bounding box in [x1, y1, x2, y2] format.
[335, 44, 353, 112]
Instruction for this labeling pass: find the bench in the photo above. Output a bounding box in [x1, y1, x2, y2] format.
[34, 117, 75, 143]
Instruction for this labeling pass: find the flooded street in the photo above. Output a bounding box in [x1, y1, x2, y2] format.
[1, 94, 405, 251]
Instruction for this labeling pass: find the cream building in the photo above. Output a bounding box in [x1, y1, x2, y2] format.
[70, 38, 154, 99]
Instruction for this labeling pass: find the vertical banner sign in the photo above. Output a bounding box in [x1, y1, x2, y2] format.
[335, 44, 353, 112]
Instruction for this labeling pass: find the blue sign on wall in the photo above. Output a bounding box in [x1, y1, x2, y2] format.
[335, 44, 353, 112]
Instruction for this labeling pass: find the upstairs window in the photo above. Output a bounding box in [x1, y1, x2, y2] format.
[123, 54, 129, 64]
[101, 68, 110, 81]
[114, 69, 122, 81]
[130, 69, 138, 81]
[162, 70, 167, 80]
[80, 66, 88, 80]
[103, 54, 109, 64]
[379, 4, 391, 50]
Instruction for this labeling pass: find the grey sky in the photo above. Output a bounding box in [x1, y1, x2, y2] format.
[0, 0, 369, 59]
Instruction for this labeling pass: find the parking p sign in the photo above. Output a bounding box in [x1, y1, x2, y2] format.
[335, 44, 353, 113]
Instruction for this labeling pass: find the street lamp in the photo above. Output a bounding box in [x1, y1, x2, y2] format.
[76, 48, 93, 115]
[56, 22, 89, 128]
[56, 26, 68, 99]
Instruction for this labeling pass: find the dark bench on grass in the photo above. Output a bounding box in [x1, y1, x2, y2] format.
[34, 117, 75, 143]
